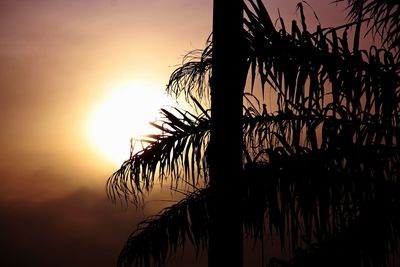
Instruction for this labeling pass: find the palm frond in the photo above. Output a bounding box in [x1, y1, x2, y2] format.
[117, 188, 209, 267]
[242, 0, 400, 264]
[107, 105, 210, 204]
[117, 152, 400, 267]
[110, 1, 400, 266]
[244, 0, 400, 158]
[166, 38, 212, 106]
[242, 139, 400, 266]
[268, 188, 400, 267]
[336, 0, 400, 59]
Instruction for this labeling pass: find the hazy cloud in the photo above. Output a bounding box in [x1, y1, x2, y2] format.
[0, 186, 141, 267]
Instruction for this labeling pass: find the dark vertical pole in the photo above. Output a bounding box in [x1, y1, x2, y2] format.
[208, 0, 245, 266]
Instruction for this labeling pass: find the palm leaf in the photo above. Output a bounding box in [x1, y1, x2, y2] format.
[166, 38, 212, 106]
[117, 188, 209, 267]
[337, 0, 400, 58]
[116, 149, 400, 267]
[110, 0, 400, 266]
[107, 105, 210, 204]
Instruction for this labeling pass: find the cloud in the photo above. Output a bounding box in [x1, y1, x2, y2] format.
[0, 167, 209, 267]
[0, 186, 142, 267]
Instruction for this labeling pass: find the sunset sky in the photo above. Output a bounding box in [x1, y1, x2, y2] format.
[0, 1, 349, 266]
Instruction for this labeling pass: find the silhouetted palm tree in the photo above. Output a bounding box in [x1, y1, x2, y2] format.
[107, 0, 400, 266]
[208, 1, 245, 266]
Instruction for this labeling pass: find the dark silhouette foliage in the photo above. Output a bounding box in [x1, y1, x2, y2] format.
[107, 0, 400, 266]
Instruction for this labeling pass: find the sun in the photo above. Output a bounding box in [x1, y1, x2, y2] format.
[87, 80, 173, 165]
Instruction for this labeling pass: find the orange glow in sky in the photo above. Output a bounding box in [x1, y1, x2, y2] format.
[0, 1, 349, 266]
[87, 80, 174, 165]
[0, 1, 212, 265]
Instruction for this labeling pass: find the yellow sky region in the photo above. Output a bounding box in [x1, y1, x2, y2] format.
[0, 0, 351, 201]
[0, 0, 212, 188]
[86, 80, 175, 165]
[0, 1, 356, 266]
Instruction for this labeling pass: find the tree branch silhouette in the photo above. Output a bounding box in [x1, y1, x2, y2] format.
[108, 0, 400, 266]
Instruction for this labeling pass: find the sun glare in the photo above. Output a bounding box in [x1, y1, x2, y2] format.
[87, 80, 173, 165]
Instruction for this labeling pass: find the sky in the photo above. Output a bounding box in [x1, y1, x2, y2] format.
[0, 1, 350, 266]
